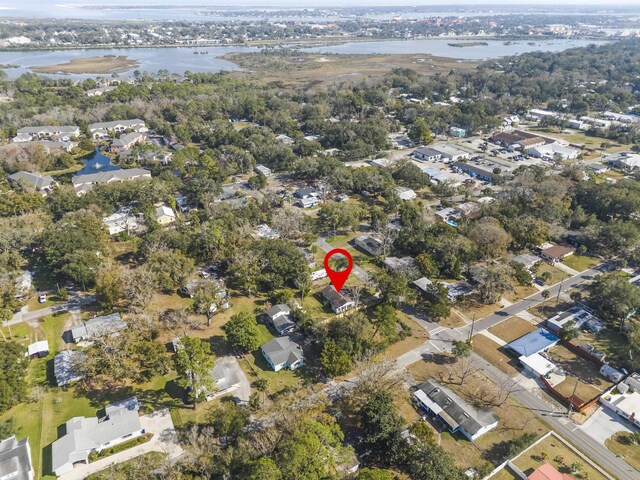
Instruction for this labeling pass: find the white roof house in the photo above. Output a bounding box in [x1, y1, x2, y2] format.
[395, 186, 417, 201]
[8, 171, 57, 194]
[0, 436, 34, 480]
[71, 168, 151, 195]
[70, 313, 127, 343]
[254, 164, 272, 176]
[13, 125, 79, 143]
[54, 350, 86, 386]
[608, 152, 640, 172]
[51, 397, 143, 476]
[88, 119, 147, 138]
[27, 340, 49, 359]
[103, 211, 141, 235]
[155, 205, 176, 225]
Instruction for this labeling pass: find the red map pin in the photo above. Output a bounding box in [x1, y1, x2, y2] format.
[324, 248, 353, 293]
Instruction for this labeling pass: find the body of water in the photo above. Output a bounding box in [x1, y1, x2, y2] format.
[0, 38, 608, 80]
[77, 149, 121, 176]
[302, 38, 607, 60]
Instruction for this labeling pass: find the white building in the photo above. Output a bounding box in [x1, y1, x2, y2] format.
[88, 119, 147, 139]
[71, 168, 151, 195]
[528, 142, 579, 161]
[13, 125, 79, 143]
[0, 436, 34, 480]
[155, 204, 177, 225]
[103, 211, 141, 235]
[395, 186, 417, 201]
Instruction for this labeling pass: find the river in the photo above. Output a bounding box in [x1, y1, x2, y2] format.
[0, 38, 608, 80]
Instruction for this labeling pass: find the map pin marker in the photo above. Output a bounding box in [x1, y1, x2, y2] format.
[324, 248, 353, 293]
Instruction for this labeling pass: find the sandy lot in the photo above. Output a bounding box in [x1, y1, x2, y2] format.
[32, 55, 139, 74]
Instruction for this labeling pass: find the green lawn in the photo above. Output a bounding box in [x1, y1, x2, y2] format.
[325, 231, 359, 248]
[0, 322, 30, 345]
[562, 255, 600, 272]
[26, 293, 66, 312]
[605, 432, 640, 472]
[87, 452, 166, 480]
[533, 263, 570, 286]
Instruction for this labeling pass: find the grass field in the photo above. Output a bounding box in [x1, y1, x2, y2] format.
[87, 451, 166, 480]
[472, 334, 520, 376]
[488, 317, 537, 344]
[605, 432, 640, 472]
[381, 312, 429, 361]
[561, 255, 600, 272]
[514, 434, 608, 480]
[532, 263, 570, 286]
[407, 355, 548, 471]
[504, 285, 539, 303]
[573, 329, 629, 370]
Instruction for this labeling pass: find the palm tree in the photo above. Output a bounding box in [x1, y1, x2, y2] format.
[540, 289, 551, 317]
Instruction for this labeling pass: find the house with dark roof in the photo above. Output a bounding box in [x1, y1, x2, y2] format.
[354, 235, 384, 256]
[8, 171, 57, 195]
[54, 350, 86, 387]
[539, 244, 575, 265]
[260, 337, 304, 372]
[321, 285, 356, 314]
[452, 161, 497, 183]
[265, 304, 295, 335]
[413, 380, 498, 441]
[0, 435, 34, 480]
[51, 397, 143, 476]
[69, 313, 127, 343]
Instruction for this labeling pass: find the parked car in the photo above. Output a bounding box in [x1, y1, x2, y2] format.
[38, 294, 47, 303]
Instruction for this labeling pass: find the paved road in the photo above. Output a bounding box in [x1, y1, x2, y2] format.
[5, 295, 95, 327]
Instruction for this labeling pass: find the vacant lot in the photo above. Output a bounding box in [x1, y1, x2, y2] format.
[514, 434, 608, 480]
[547, 344, 612, 404]
[573, 328, 629, 370]
[489, 317, 537, 344]
[605, 432, 640, 472]
[562, 255, 600, 272]
[407, 354, 547, 471]
[32, 55, 139, 74]
[472, 334, 520, 376]
[533, 263, 570, 286]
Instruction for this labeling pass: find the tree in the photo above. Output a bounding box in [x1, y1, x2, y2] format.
[559, 320, 579, 341]
[510, 261, 533, 286]
[417, 282, 451, 321]
[371, 304, 398, 340]
[224, 311, 262, 353]
[467, 217, 511, 260]
[399, 443, 463, 480]
[472, 263, 514, 304]
[540, 289, 551, 316]
[246, 458, 282, 480]
[408, 118, 432, 145]
[174, 336, 215, 408]
[0, 343, 28, 414]
[360, 391, 406, 464]
[208, 401, 249, 438]
[320, 340, 353, 378]
[192, 281, 224, 327]
[95, 261, 124, 308]
[589, 273, 640, 330]
[248, 173, 267, 190]
[452, 340, 472, 358]
[415, 253, 439, 278]
[357, 468, 395, 480]
[145, 247, 195, 291]
[317, 201, 361, 236]
[409, 421, 436, 446]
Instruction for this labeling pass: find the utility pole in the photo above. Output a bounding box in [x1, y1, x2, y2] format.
[468, 314, 476, 343]
[556, 278, 563, 304]
[566, 377, 579, 417]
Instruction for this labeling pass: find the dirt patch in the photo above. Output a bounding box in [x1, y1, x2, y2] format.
[489, 317, 537, 344]
[472, 334, 520, 376]
[31, 55, 139, 74]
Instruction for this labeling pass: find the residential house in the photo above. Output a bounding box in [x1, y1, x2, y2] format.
[296, 196, 319, 208]
[435, 207, 460, 228]
[275, 134, 294, 145]
[452, 161, 497, 183]
[13, 125, 79, 143]
[528, 464, 574, 480]
[0, 435, 34, 480]
[354, 235, 384, 256]
[71, 168, 151, 195]
[528, 142, 579, 161]
[608, 152, 640, 172]
[413, 380, 498, 441]
[600, 373, 640, 428]
[384, 256, 416, 272]
[254, 164, 272, 176]
[14, 271, 33, 299]
[506, 328, 559, 359]
[70, 313, 127, 343]
[110, 132, 146, 153]
[455, 201, 481, 220]
[27, 340, 49, 359]
[266, 304, 296, 335]
[412, 277, 434, 296]
[103, 211, 141, 235]
[86, 86, 116, 97]
[546, 307, 606, 335]
[293, 186, 319, 199]
[395, 186, 417, 201]
[538, 243, 575, 265]
[321, 285, 356, 314]
[260, 337, 304, 372]
[369, 158, 393, 169]
[8, 171, 57, 195]
[53, 350, 86, 386]
[254, 224, 280, 239]
[442, 281, 473, 301]
[51, 397, 143, 476]
[510, 253, 542, 270]
[449, 126, 467, 138]
[155, 204, 177, 225]
[88, 119, 147, 139]
[204, 359, 243, 401]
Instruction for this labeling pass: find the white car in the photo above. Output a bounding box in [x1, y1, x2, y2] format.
[38, 294, 47, 303]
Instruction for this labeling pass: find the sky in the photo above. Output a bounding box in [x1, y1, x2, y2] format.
[6, 0, 640, 7]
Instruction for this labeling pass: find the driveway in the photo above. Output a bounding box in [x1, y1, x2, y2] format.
[60, 409, 184, 480]
[579, 406, 637, 444]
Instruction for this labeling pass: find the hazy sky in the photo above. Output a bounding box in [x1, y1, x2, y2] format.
[8, 0, 640, 7]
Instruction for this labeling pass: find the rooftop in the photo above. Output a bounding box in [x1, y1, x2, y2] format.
[0, 436, 32, 480]
[261, 337, 303, 367]
[506, 328, 559, 357]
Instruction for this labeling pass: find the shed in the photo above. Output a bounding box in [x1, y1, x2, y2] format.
[27, 340, 49, 359]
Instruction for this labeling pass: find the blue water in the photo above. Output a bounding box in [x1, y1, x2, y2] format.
[77, 149, 121, 176]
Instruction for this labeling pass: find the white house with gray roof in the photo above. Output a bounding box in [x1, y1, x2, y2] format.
[260, 337, 304, 372]
[88, 119, 147, 139]
[0, 435, 34, 480]
[265, 304, 295, 335]
[71, 168, 151, 195]
[13, 125, 79, 143]
[8, 171, 57, 195]
[70, 313, 127, 343]
[413, 380, 498, 441]
[54, 350, 86, 387]
[51, 397, 143, 476]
